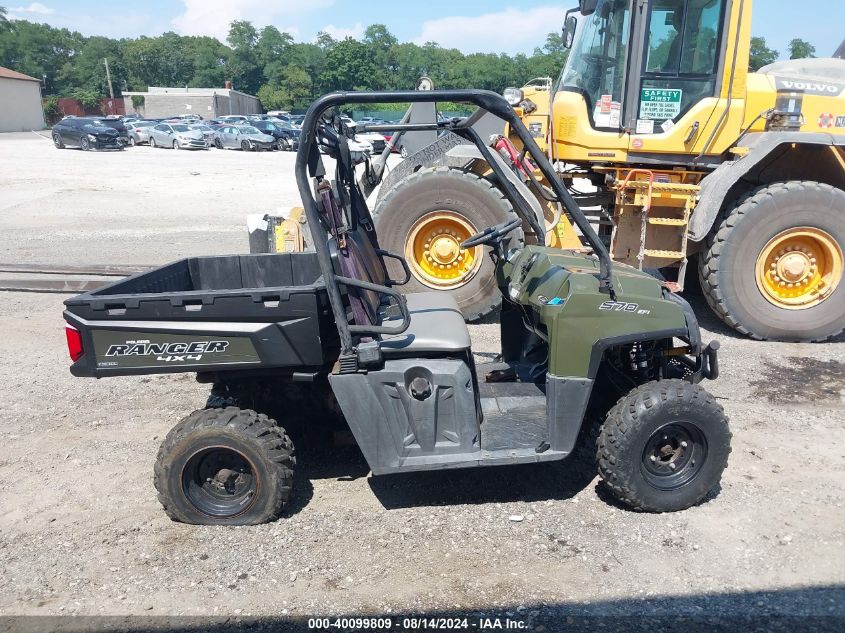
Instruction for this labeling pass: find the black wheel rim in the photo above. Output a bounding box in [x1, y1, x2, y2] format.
[181, 446, 259, 518]
[640, 422, 707, 491]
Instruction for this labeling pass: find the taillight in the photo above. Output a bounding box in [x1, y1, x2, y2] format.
[65, 324, 84, 362]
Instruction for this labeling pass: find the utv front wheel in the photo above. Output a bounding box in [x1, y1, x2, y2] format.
[154, 407, 295, 525]
[597, 380, 730, 512]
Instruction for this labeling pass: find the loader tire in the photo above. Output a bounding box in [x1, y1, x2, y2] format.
[698, 181, 845, 341]
[374, 166, 522, 321]
[597, 380, 731, 513]
[154, 407, 295, 525]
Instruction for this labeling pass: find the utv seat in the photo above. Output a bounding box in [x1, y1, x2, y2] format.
[341, 231, 470, 356]
[317, 178, 470, 357]
[379, 292, 471, 357]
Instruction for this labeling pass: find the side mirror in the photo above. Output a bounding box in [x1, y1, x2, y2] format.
[563, 15, 577, 49]
[579, 0, 598, 16]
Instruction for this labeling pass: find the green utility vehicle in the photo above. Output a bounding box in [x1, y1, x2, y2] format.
[64, 90, 730, 525]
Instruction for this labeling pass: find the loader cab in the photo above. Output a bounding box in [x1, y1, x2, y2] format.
[553, 0, 747, 163]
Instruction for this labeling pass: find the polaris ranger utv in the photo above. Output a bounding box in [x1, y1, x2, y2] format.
[63, 90, 729, 525]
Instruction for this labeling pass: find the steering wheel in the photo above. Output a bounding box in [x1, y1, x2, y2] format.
[460, 218, 522, 249]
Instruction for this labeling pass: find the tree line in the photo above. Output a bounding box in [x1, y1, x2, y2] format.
[0, 13, 567, 112]
[0, 6, 820, 113]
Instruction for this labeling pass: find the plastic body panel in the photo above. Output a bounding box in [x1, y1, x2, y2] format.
[500, 246, 692, 378]
[63, 252, 338, 377]
[329, 358, 593, 475]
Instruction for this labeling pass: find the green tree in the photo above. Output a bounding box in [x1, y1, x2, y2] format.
[256, 25, 293, 68]
[322, 37, 378, 91]
[0, 6, 8, 29]
[788, 38, 816, 60]
[257, 84, 286, 110]
[57, 36, 125, 96]
[122, 33, 194, 89]
[749, 36, 778, 71]
[530, 32, 569, 79]
[315, 31, 336, 51]
[226, 20, 262, 94]
[42, 95, 60, 123]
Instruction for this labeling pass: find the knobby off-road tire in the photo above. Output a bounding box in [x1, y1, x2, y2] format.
[154, 407, 295, 525]
[597, 380, 731, 513]
[373, 166, 522, 321]
[698, 181, 845, 341]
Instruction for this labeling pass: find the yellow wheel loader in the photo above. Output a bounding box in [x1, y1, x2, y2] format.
[371, 0, 845, 341]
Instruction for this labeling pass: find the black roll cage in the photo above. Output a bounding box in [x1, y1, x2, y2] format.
[295, 89, 615, 356]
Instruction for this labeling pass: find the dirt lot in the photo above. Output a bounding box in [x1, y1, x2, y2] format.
[0, 133, 844, 625]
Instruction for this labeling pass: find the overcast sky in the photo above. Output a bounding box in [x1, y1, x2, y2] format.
[6, 1, 843, 58]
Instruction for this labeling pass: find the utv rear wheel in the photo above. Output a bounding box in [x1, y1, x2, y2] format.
[373, 166, 522, 321]
[699, 181, 845, 341]
[597, 380, 730, 513]
[154, 407, 295, 525]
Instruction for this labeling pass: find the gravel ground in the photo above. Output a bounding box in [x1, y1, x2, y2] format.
[0, 133, 843, 625]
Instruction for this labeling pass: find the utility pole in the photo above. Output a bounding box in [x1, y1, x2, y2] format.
[103, 57, 115, 115]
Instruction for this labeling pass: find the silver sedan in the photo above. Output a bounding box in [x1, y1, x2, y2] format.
[148, 123, 208, 150]
[127, 120, 157, 146]
[213, 125, 276, 151]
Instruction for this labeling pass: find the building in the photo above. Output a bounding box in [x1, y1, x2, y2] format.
[0, 66, 46, 132]
[122, 85, 262, 119]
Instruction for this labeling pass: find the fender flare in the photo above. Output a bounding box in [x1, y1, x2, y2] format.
[689, 132, 845, 242]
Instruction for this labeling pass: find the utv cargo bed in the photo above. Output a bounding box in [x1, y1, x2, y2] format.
[63, 252, 337, 377]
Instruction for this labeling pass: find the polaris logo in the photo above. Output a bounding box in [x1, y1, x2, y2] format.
[106, 340, 229, 356]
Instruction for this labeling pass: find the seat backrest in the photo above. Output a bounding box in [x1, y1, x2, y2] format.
[316, 180, 389, 327]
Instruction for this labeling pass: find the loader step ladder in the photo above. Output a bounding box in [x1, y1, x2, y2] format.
[613, 170, 700, 288]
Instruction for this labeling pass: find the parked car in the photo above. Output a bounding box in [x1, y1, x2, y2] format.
[188, 123, 217, 144]
[127, 120, 157, 146]
[251, 120, 300, 151]
[148, 123, 208, 150]
[87, 117, 130, 144]
[52, 118, 123, 151]
[288, 115, 305, 127]
[341, 116, 386, 154]
[213, 125, 276, 151]
[173, 114, 203, 122]
[218, 115, 250, 124]
[382, 132, 407, 156]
